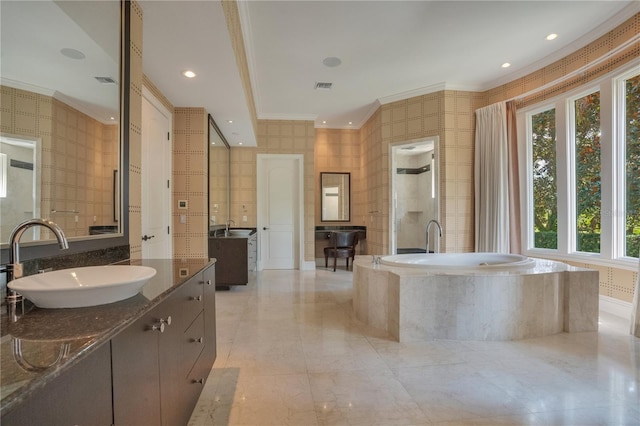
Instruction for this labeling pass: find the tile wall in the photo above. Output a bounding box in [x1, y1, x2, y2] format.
[314, 129, 363, 226]
[172, 108, 209, 259]
[359, 91, 483, 254]
[0, 86, 118, 240]
[128, 0, 143, 260]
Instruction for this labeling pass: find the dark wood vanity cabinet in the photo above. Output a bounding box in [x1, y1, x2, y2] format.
[1, 343, 113, 426]
[111, 266, 216, 426]
[209, 233, 256, 286]
[1, 262, 216, 426]
[111, 304, 163, 425]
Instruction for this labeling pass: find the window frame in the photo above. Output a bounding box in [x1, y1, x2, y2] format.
[615, 66, 640, 260]
[523, 102, 559, 254]
[567, 86, 603, 256]
[518, 58, 640, 269]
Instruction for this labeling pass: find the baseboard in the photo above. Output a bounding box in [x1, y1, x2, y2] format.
[599, 295, 632, 319]
[300, 261, 316, 271]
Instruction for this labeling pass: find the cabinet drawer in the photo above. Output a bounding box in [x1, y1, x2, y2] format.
[162, 275, 204, 332]
[159, 311, 205, 426]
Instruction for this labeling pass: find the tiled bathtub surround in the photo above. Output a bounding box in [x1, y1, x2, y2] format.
[353, 256, 599, 341]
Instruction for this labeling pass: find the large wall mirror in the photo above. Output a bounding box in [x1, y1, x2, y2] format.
[208, 114, 230, 229]
[0, 1, 128, 259]
[321, 172, 350, 222]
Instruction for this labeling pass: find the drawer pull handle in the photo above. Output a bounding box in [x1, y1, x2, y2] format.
[191, 295, 202, 301]
[161, 316, 172, 326]
[206, 280, 212, 286]
[193, 378, 205, 384]
[194, 337, 203, 343]
[150, 322, 165, 333]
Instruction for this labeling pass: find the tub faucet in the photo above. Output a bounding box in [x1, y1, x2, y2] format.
[225, 219, 236, 236]
[426, 219, 442, 254]
[6, 219, 68, 321]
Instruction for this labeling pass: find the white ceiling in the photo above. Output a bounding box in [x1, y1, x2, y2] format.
[140, 0, 639, 147]
[0, 1, 120, 124]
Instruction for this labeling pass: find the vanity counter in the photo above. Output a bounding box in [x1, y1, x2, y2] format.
[0, 257, 215, 417]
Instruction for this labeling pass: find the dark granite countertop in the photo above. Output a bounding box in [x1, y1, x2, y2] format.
[315, 226, 366, 240]
[0, 258, 215, 415]
[315, 225, 367, 231]
[209, 227, 257, 238]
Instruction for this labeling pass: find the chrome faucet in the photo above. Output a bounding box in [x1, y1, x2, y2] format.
[6, 219, 68, 321]
[225, 219, 236, 236]
[426, 219, 442, 254]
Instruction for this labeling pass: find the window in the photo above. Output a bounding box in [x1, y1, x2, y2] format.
[573, 91, 601, 253]
[531, 108, 557, 249]
[520, 61, 640, 263]
[625, 73, 640, 257]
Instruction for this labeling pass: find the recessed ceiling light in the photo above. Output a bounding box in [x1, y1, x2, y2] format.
[322, 57, 342, 67]
[348, 121, 353, 125]
[322, 120, 327, 124]
[501, 62, 511, 68]
[182, 70, 196, 78]
[110, 116, 115, 120]
[238, 142, 243, 145]
[227, 120, 233, 124]
[546, 33, 558, 41]
[60, 48, 85, 60]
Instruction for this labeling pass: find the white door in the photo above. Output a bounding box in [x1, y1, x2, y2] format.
[141, 88, 172, 259]
[257, 155, 301, 269]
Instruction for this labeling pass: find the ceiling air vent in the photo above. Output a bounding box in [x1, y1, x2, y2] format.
[314, 82, 332, 90]
[95, 76, 117, 85]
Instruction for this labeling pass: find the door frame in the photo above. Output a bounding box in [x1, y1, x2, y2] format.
[256, 153, 307, 270]
[141, 86, 172, 259]
[389, 136, 440, 255]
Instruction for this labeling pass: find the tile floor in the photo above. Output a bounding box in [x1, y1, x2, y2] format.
[189, 269, 640, 426]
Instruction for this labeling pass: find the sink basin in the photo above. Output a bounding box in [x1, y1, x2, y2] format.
[8, 265, 157, 309]
[228, 229, 252, 236]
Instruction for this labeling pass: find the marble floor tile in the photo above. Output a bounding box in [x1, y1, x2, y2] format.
[309, 369, 429, 425]
[190, 270, 640, 426]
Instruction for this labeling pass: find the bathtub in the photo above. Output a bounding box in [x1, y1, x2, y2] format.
[380, 252, 536, 270]
[353, 254, 599, 341]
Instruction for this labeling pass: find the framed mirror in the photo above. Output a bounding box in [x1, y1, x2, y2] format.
[208, 114, 230, 229]
[0, 0, 124, 247]
[321, 172, 350, 222]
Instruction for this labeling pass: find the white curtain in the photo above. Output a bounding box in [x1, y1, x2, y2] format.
[475, 102, 510, 253]
[632, 255, 640, 337]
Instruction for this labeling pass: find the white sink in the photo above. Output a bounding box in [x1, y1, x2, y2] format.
[228, 229, 252, 236]
[8, 265, 157, 309]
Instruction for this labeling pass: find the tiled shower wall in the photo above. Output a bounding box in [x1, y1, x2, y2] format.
[0, 86, 118, 240]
